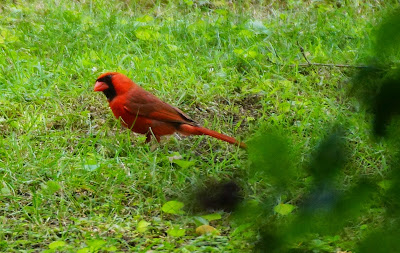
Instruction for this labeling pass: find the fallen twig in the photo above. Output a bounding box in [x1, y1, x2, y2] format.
[296, 62, 369, 68]
[265, 43, 370, 69]
[296, 42, 369, 69]
[297, 41, 311, 65]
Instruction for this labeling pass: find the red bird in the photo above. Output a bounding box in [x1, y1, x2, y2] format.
[94, 72, 246, 148]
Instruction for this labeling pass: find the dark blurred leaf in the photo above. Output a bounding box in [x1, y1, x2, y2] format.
[195, 180, 242, 212]
[357, 229, 400, 253]
[350, 8, 400, 137]
[291, 180, 374, 239]
[248, 132, 296, 188]
[374, 8, 400, 59]
[255, 228, 284, 253]
[307, 129, 346, 182]
[373, 78, 400, 136]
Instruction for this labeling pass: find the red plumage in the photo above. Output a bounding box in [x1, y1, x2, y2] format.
[94, 72, 246, 148]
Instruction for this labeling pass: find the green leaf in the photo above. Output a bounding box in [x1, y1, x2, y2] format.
[1, 185, 11, 195]
[49, 241, 66, 249]
[167, 44, 178, 51]
[247, 50, 258, 58]
[87, 239, 106, 250]
[83, 163, 99, 171]
[162, 200, 185, 214]
[167, 227, 186, 237]
[136, 220, 150, 233]
[192, 216, 209, 226]
[135, 28, 160, 41]
[45, 181, 61, 194]
[135, 29, 152, 41]
[105, 246, 118, 252]
[183, 0, 194, 6]
[77, 248, 89, 253]
[233, 48, 257, 59]
[86, 239, 107, 252]
[168, 152, 182, 162]
[246, 116, 255, 122]
[89, 50, 99, 60]
[274, 203, 295, 215]
[279, 102, 291, 113]
[201, 213, 222, 221]
[233, 48, 245, 56]
[88, 239, 106, 247]
[378, 180, 393, 190]
[245, 20, 270, 35]
[231, 223, 254, 237]
[83, 155, 99, 171]
[238, 29, 254, 38]
[173, 159, 196, 169]
[215, 9, 228, 16]
[136, 15, 154, 22]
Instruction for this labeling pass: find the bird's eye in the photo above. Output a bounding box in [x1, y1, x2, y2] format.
[96, 75, 113, 83]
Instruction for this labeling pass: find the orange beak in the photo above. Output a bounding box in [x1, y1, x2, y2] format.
[94, 81, 108, 92]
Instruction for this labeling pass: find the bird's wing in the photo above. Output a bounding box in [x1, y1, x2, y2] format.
[123, 86, 197, 125]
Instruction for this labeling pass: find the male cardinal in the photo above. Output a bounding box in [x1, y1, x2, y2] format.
[94, 72, 246, 148]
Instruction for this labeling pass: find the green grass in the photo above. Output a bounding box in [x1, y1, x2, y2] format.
[0, 0, 399, 252]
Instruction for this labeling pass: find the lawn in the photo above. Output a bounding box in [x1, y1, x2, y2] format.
[1, 0, 399, 252]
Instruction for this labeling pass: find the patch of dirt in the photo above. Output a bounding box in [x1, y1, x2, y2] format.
[203, 93, 264, 130]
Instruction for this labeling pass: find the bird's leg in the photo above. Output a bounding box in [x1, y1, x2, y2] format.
[145, 129, 160, 151]
[145, 132, 152, 143]
[146, 128, 161, 146]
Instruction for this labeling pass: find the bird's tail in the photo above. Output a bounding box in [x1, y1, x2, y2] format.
[179, 124, 246, 149]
